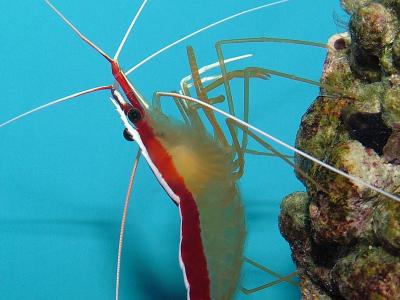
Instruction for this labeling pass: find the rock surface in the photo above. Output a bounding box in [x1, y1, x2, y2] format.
[280, 1, 400, 299]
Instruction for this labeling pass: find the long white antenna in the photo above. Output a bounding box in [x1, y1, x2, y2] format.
[0, 85, 112, 128]
[157, 92, 400, 203]
[115, 150, 141, 300]
[114, 0, 148, 60]
[125, 0, 289, 75]
[44, 0, 113, 62]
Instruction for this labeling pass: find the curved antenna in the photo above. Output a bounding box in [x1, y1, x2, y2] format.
[0, 85, 112, 128]
[115, 150, 141, 300]
[156, 92, 400, 203]
[44, 0, 113, 63]
[125, 0, 289, 75]
[114, 0, 148, 60]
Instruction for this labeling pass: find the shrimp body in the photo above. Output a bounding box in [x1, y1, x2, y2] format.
[113, 89, 245, 299]
[143, 109, 246, 300]
[110, 58, 246, 300]
[12, 2, 257, 298]
[22, 0, 249, 293]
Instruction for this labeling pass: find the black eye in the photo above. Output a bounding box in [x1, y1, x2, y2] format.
[123, 128, 134, 141]
[127, 107, 142, 123]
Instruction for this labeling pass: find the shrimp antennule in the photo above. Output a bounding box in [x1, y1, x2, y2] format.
[115, 150, 142, 300]
[125, 0, 290, 75]
[114, 0, 148, 60]
[44, 0, 113, 63]
[0, 85, 113, 128]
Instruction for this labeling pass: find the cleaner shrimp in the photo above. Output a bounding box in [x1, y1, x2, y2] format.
[0, 1, 373, 299]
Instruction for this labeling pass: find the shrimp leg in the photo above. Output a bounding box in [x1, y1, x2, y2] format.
[184, 49, 317, 183]
[185, 46, 275, 161]
[226, 118, 326, 197]
[186, 46, 230, 149]
[179, 66, 268, 130]
[152, 91, 202, 128]
[243, 257, 299, 286]
[182, 47, 307, 291]
[215, 37, 327, 117]
[180, 46, 324, 184]
[240, 258, 299, 295]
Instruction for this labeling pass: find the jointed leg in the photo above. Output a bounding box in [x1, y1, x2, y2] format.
[226, 117, 297, 178]
[223, 66, 298, 181]
[181, 68, 269, 112]
[180, 45, 331, 186]
[244, 257, 299, 286]
[240, 257, 299, 295]
[215, 37, 356, 99]
[185, 47, 275, 164]
[226, 118, 245, 179]
[152, 92, 192, 126]
[185, 47, 274, 153]
[214, 37, 325, 119]
[187, 46, 230, 148]
[241, 273, 299, 295]
[171, 93, 191, 126]
[228, 118, 328, 193]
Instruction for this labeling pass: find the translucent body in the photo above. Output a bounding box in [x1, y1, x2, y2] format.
[147, 109, 246, 299]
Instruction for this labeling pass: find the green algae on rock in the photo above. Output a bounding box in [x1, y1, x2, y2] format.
[332, 245, 400, 299]
[280, 1, 400, 299]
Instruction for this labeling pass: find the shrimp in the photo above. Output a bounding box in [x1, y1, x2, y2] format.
[0, 1, 350, 299]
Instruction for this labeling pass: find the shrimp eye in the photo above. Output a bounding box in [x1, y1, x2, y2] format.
[127, 107, 142, 123]
[123, 128, 134, 142]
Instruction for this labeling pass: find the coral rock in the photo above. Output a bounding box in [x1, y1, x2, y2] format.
[280, 1, 400, 299]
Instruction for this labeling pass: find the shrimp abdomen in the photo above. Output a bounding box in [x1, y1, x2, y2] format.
[147, 111, 246, 299]
[196, 184, 246, 299]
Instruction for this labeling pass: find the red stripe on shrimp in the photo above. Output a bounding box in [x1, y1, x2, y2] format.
[179, 192, 211, 300]
[138, 121, 211, 300]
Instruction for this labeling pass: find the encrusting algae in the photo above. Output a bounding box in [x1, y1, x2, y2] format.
[279, 1, 400, 298]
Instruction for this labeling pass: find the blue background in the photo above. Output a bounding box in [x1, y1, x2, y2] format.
[0, 1, 345, 299]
